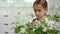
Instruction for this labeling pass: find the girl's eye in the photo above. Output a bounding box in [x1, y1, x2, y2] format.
[38, 10, 41, 12]
[34, 10, 37, 12]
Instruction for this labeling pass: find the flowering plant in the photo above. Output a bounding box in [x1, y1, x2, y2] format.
[15, 14, 60, 34]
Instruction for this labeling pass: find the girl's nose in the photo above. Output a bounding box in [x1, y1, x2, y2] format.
[36, 11, 39, 16]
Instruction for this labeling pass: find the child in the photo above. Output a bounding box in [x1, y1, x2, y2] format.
[28, 0, 56, 31]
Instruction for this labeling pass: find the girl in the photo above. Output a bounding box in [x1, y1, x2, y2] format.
[28, 0, 56, 31]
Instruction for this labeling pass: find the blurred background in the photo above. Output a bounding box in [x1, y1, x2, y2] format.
[0, 0, 60, 34]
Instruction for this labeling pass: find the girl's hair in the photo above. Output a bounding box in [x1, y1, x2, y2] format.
[33, 0, 48, 8]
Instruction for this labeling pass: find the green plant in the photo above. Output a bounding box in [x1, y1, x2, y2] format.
[53, 14, 60, 22]
[15, 14, 60, 34]
[15, 25, 25, 33]
[46, 14, 60, 22]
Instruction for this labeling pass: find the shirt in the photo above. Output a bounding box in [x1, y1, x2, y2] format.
[28, 17, 56, 31]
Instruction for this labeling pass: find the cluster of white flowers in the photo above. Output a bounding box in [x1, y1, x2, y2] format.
[20, 28, 26, 33]
[42, 25, 47, 32]
[17, 17, 57, 34]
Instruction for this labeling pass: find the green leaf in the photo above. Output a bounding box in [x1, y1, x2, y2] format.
[47, 29, 59, 34]
[15, 25, 25, 33]
[40, 19, 48, 27]
[53, 14, 60, 22]
[46, 14, 51, 20]
[15, 26, 20, 33]
[35, 26, 47, 34]
[26, 28, 35, 34]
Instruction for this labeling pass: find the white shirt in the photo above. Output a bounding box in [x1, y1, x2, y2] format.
[29, 17, 56, 30]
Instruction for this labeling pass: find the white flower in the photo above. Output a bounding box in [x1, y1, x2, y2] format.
[29, 20, 32, 23]
[47, 33, 49, 34]
[42, 28, 47, 32]
[32, 29, 35, 31]
[42, 25, 47, 32]
[20, 28, 26, 33]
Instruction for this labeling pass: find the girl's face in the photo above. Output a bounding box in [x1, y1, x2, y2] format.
[33, 4, 48, 19]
